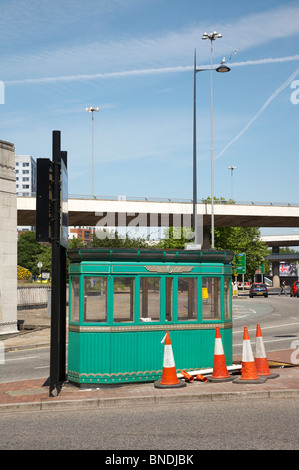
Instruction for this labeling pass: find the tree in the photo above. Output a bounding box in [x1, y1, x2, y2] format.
[88, 230, 149, 249]
[17, 231, 50, 275]
[157, 227, 193, 250]
[214, 226, 269, 280]
[68, 237, 85, 248]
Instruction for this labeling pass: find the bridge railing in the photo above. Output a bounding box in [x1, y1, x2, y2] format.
[17, 192, 299, 207]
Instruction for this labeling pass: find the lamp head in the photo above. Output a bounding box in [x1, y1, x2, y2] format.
[216, 64, 230, 73]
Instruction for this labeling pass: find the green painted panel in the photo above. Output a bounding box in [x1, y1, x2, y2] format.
[111, 265, 150, 274]
[81, 265, 110, 274]
[69, 264, 80, 273]
[67, 331, 80, 381]
[67, 326, 233, 384]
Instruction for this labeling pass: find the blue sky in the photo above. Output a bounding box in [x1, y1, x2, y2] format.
[1, 0, 299, 217]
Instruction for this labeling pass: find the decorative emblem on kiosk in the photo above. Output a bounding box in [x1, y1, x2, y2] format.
[144, 265, 194, 273]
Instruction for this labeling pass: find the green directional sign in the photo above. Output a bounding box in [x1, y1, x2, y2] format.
[234, 253, 246, 275]
[256, 263, 265, 274]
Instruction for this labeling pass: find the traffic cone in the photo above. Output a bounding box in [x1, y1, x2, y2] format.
[181, 370, 194, 382]
[208, 326, 234, 382]
[233, 327, 267, 384]
[255, 324, 279, 379]
[154, 331, 186, 388]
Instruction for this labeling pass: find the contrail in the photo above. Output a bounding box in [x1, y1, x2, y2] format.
[215, 67, 299, 160]
[5, 54, 299, 86]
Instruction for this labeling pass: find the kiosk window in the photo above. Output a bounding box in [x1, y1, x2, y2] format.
[202, 277, 221, 320]
[224, 278, 231, 320]
[165, 277, 173, 321]
[71, 277, 80, 322]
[140, 277, 160, 322]
[113, 277, 134, 323]
[84, 277, 107, 322]
[178, 277, 198, 321]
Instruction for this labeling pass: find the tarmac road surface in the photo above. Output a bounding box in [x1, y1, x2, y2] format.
[0, 397, 298, 450]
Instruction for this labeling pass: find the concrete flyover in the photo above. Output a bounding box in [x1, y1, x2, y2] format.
[18, 196, 299, 289]
[261, 235, 299, 247]
[17, 196, 299, 229]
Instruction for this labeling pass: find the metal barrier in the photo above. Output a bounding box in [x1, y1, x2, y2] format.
[17, 286, 50, 309]
[17, 286, 69, 309]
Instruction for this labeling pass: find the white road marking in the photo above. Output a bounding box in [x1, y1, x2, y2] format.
[5, 356, 38, 362]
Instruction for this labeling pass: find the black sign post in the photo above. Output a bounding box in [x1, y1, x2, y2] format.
[36, 130, 68, 397]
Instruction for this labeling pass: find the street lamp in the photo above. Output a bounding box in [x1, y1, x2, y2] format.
[193, 32, 230, 248]
[85, 106, 99, 197]
[202, 31, 230, 249]
[228, 165, 237, 199]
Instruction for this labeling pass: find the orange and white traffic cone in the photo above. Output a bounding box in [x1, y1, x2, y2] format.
[233, 327, 267, 384]
[154, 331, 186, 388]
[255, 324, 279, 379]
[208, 327, 234, 382]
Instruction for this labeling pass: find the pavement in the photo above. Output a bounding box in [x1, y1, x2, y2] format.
[0, 307, 298, 413]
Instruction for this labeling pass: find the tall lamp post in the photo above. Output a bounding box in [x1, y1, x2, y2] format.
[228, 165, 237, 199]
[85, 106, 99, 197]
[193, 32, 230, 247]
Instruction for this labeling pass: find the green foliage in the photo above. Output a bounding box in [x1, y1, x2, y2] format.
[201, 196, 235, 204]
[68, 237, 85, 248]
[87, 230, 149, 249]
[17, 231, 51, 275]
[214, 226, 269, 280]
[157, 227, 193, 249]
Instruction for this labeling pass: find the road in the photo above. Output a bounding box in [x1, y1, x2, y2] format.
[1, 296, 298, 384]
[0, 295, 298, 451]
[0, 346, 50, 384]
[0, 398, 298, 450]
[232, 295, 299, 357]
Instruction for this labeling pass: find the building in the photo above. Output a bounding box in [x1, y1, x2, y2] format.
[69, 227, 94, 244]
[15, 155, 36, 196]
[15, 155, 36, 232]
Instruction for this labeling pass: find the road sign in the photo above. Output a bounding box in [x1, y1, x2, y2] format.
[234, 253, 246, 275]
[36, 158, 52, 244]
[60, 158, 68, 249]
[255, 263, 265, 274]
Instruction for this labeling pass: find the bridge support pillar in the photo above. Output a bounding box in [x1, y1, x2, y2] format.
[202, 226, 211, 249]
[272, 246, 280, 289]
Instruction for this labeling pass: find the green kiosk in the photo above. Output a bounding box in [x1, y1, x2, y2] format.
[67, 248, 234, 386]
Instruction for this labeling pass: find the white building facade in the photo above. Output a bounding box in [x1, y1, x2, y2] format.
[15, 155, 36, 196]
[15, 155, 36, 231]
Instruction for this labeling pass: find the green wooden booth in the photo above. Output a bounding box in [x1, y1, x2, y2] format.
[67, 248, 234, 386]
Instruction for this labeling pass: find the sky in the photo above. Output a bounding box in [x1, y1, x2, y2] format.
[1, 0, 299, 237]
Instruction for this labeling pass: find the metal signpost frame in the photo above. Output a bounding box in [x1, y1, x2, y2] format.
[36, 130, 68, 397]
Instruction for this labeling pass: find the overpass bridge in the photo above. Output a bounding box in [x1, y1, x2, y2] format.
[261, 234, 299, 247]
[18, 195, 299, 288]
[17, 195, 299, 231]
